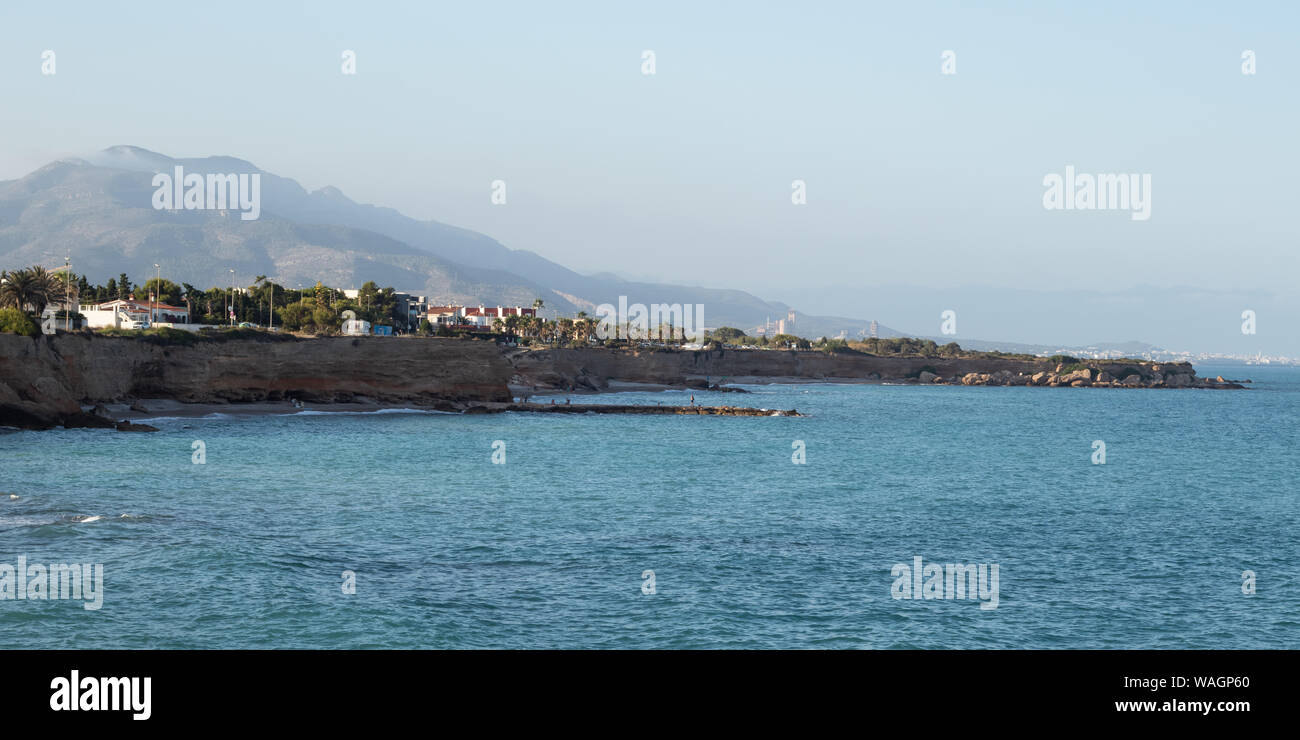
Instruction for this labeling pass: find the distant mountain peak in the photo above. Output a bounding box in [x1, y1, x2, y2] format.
[102, 144, 166, 157]
[85, 146, 260, 174]
[312, 185, 353, 203]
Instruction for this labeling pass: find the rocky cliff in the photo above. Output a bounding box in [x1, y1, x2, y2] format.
[507, 347, 1240, 391]
[0, 333, 513, 429]
[0, 335, 1241, 431]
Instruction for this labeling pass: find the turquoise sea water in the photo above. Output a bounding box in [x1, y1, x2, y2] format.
[1, 364, 1297, 648]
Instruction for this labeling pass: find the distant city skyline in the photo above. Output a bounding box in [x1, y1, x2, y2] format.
[1, 1, 1296, 355]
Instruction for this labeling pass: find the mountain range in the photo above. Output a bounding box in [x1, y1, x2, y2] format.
[0, 146, 894, 338]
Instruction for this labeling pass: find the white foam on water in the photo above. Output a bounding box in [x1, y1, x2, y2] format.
[293, 408, 451, 417]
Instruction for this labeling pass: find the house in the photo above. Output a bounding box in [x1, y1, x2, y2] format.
[423, 305, 536, 331]
[79, 299, 190, 329]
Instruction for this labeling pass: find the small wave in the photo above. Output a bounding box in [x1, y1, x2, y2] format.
[293, 408, 450, 417]
[73, 515, 103, 523]
[0, 516, 59, 527]
[134, 412, 232, 423]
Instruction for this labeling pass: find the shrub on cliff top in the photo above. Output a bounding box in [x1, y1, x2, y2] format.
[96, 326, 299, 345]
[0, 307, 39, 337]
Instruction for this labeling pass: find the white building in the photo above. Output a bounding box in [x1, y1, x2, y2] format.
[79, 299, 190, 329]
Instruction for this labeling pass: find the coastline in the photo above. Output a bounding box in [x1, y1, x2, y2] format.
[1, 333, 1245, 431]
[101, 396, 800, 423]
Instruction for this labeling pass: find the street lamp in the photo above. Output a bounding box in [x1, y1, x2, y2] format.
[65, 255, 72, 331]
[153, 263, 161, 325]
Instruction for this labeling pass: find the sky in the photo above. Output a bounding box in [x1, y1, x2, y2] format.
[1, 1, 1296, 355]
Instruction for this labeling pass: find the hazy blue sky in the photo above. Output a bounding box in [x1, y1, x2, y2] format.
[2, 1, 1296, 353]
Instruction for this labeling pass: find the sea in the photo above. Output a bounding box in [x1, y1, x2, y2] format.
[1, 363, 1296, 648]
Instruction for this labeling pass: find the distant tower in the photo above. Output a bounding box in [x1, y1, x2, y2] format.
[870, 320, 879, 338]
[786, 309, 796, 331]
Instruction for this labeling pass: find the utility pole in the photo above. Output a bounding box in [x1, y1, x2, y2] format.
[229, 269, 235, 326]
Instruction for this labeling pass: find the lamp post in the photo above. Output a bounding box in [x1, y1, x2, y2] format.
[65, 255, 72, 331]
[228, 269, 235, 326]
[153, 263, 161, 325]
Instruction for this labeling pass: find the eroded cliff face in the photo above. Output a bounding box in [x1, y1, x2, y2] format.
[506, 347, 1217, 391]
[0, 335, 1235, 431]
[0, 333, 513, 429]
[508, 347, 1046, 389]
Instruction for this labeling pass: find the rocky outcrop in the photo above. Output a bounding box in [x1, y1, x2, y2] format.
[508, 347, 1048, 390]
[509, 348, 1245, 392]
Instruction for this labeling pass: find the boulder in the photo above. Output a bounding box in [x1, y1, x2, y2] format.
[0, 402, 60, 430]
[918, 371, 938, 384]
[32, 377, 80, 414]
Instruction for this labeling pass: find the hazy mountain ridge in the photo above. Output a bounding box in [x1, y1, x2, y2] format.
[0, 146, 896, 336]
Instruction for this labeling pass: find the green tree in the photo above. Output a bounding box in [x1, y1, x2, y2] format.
[311, 306, 338, 333]
[711, 327, 746, 342]
[0, 267, 57, 314]
[139, 277, 183, 306]
[279, 302, 312, 331]
[0, 306, 39, 336]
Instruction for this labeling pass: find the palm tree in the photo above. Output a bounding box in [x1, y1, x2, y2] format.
[0, 267, 56, 314]
[182, 283, 199, 318]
